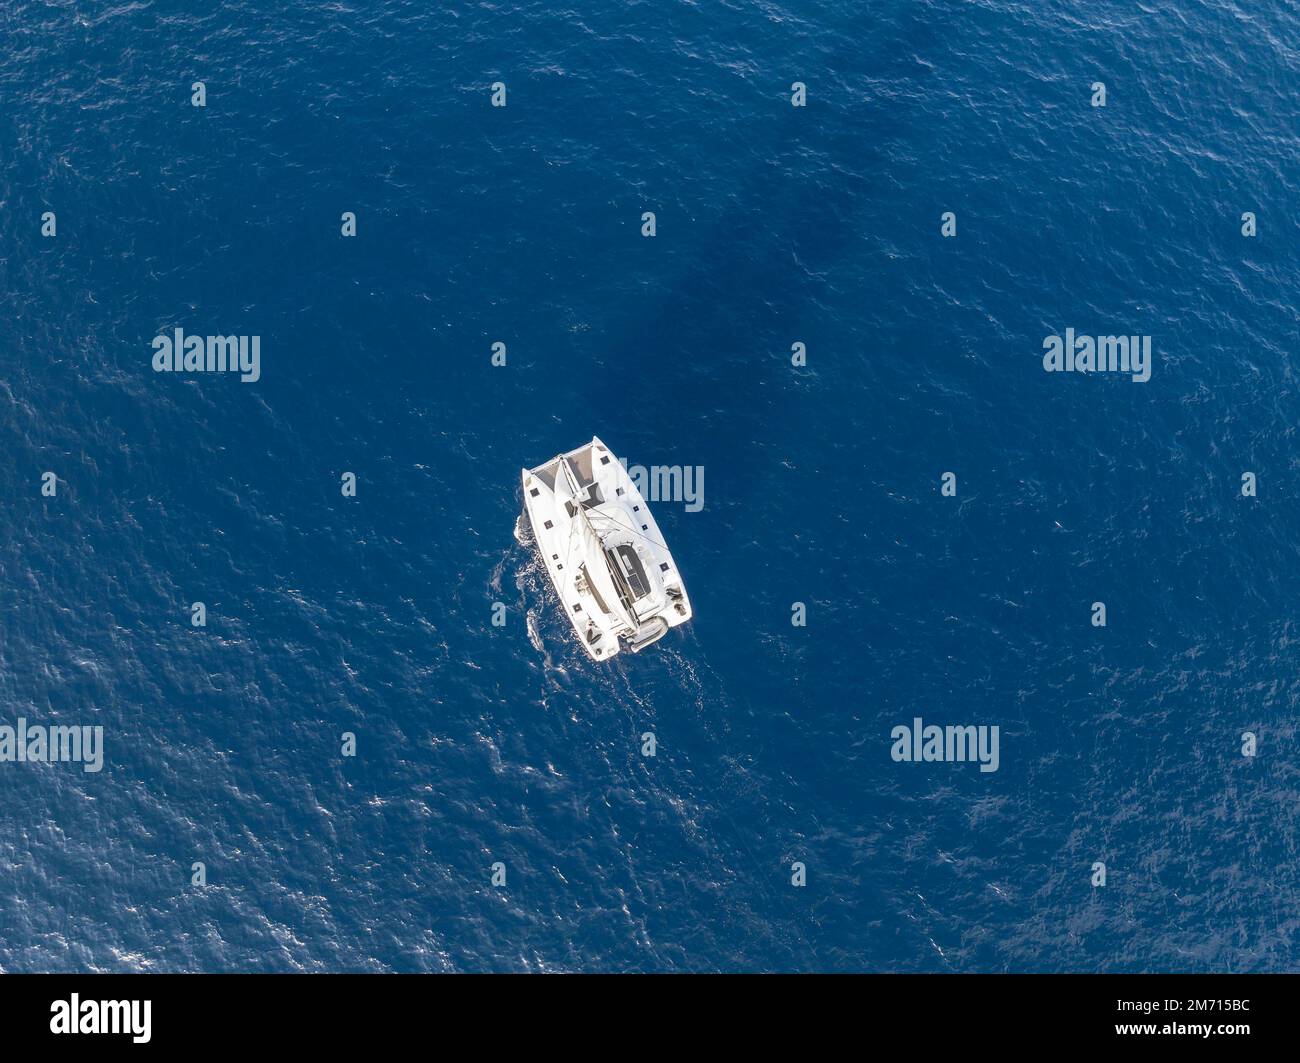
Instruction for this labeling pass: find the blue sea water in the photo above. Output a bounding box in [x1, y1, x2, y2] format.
[1, 0, 1298, 972]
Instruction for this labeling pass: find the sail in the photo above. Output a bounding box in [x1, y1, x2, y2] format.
[557, 457, 638, 630]
[552, 456, 577, 523]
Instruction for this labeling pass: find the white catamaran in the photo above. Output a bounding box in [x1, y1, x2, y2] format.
[521, 437, 693, 660]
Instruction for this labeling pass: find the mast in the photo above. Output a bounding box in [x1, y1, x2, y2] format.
[557, 455, 640, 628]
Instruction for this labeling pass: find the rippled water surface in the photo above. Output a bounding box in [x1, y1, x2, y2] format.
[1, 0, 1298, 971]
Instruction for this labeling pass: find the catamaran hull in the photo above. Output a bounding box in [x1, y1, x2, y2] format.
[521, 437, 692, 661]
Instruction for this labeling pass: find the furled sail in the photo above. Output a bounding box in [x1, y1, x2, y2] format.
[556, 457, 638, 630]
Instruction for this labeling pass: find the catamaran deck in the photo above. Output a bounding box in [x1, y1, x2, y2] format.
[521, 437, 693, 660]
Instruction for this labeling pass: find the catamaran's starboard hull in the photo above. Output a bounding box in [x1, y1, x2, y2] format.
[521, 437, 692, 661]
